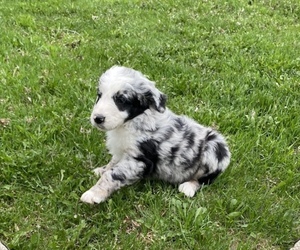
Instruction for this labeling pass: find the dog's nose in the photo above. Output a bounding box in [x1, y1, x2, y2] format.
[94, 115, 105, 124]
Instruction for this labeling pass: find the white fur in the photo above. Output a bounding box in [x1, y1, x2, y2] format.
[178, 181, 201, 197]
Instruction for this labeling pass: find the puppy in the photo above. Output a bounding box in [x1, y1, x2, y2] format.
[80, 66, 230, 204]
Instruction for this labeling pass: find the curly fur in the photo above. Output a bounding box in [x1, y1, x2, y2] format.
[80, 66, 231, 204]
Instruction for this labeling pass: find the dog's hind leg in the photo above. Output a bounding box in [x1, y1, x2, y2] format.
[178, 166, 208, 197]
[178, 180, 200, 197]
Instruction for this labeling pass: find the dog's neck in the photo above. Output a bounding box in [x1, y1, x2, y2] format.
[128, 109, 161, 132]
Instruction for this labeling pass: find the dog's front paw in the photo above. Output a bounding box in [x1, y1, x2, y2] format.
[178, 181, 200, 197]
[80, 187, 107, 204]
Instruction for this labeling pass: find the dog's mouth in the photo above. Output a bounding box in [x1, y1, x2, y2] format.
[92, 122, 120, 132]
[94, 123, 106, 131]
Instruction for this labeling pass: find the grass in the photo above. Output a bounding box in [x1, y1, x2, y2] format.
[0, 0, 299, 249]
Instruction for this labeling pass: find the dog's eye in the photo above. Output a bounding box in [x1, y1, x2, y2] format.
[115, 94, 127, 104]
[95, 92, 102, 103]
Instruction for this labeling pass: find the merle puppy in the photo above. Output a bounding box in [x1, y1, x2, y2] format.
[80, 66, 230, 204]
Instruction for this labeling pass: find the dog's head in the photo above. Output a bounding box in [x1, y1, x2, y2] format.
[91, 66, 167, 131]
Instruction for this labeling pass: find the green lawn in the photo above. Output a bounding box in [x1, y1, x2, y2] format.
[1, 0, 299, 249]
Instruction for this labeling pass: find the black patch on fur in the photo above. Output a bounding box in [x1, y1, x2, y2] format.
[184, 130, 195, 147]
[135, 139, 159, 177]
[202, 164, 210, 175]
[198, 169, 222, 185]
[171, 146, 179, 156]
[205, 130, 217, 141]
[159, 94, 167, 110]
[215, 142, 228, 162]
[113, 92, 149, 122]
[174, 117, 185, 130]
[135, 155, 155, 177]
[111, 172, 126, 183]
[183, 140, 204, 170]
[168, 145, 180, 165]
[163, 127, 175, 141]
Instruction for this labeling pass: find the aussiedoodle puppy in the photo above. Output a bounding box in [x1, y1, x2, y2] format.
[80, 66, 231, 204]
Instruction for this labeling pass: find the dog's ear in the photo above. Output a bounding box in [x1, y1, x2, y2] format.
[135, 80, 167, 113]
[143, 88, 167, 113]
